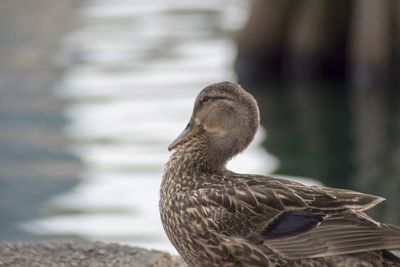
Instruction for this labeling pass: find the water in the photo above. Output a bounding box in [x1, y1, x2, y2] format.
[18, 0, 400, 255]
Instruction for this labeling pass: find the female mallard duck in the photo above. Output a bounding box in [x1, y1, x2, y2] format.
[159, 81, 400, 267]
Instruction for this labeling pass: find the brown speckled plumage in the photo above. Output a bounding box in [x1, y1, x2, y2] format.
[159, 81, 400, 267]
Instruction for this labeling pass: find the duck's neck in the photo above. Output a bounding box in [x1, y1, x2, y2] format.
[173, 135, 227, 172]
[164, 134, 228, 188]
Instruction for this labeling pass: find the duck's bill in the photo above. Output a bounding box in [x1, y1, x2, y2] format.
[168, 123, 192, 151]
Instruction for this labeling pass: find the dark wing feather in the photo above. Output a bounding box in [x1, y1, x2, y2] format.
[262, 211, 325, 239]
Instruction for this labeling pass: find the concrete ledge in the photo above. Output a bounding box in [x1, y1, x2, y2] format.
[0, 240, 187, 267]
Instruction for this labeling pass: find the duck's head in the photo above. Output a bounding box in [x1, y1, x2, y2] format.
[168, 81, 260, 170]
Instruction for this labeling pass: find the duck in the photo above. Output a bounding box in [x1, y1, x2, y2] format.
[159, 81, 400, 267]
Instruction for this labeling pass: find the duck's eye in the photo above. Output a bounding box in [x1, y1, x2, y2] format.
[201, 96, 210, 104]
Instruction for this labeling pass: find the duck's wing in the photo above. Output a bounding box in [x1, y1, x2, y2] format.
[262, 209, 400, 259]
[198, 175, 400, 259]
[255, 176, 385, 212]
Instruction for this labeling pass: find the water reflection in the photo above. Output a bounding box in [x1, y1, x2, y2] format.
[351, 89, 400, 224]
[249, 84, 400, 225]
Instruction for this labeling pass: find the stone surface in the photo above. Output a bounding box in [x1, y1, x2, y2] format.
[0, 241, 187, 267]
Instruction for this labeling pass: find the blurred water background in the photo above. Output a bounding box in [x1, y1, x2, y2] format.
[1, 0, 399, 255]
